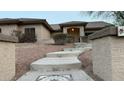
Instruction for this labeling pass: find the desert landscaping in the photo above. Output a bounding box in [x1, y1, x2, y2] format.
[0, 14, 124, 81]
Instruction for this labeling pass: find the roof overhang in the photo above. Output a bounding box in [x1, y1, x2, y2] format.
[0, 18, 53, 32]
[59, 21, 87, 28]
[88, 26, 117, 40]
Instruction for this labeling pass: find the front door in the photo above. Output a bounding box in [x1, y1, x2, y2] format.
[67, 27, 80, 42]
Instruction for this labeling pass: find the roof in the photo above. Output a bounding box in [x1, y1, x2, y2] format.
[0, 18, 53, 31]
[0, 18, 18, 24]
[0, 19, 112, 32]
[85, 21, 113, 29]
[88, 26, 117, 40]
[59, 21, 87, 27]
[51, 24, 61, 31]
[51, 21, 113, 31]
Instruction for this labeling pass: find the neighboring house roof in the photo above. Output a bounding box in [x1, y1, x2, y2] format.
[85, 21, 113, 30]
[59, 21, 87, 27]
[0, 18, 53, 31]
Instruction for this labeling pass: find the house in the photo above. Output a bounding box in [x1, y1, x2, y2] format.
[51, 21, 113, 42]
[0, 18, 113, 43]
[0, 18, 53, 43]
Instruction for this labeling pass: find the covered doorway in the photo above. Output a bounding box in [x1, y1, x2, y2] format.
[67, 27, 80, 42]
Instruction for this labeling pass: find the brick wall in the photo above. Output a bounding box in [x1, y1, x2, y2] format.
[14, 43, 74, 80]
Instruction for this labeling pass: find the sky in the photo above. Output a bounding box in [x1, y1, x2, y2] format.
[0, 11, 113, 24]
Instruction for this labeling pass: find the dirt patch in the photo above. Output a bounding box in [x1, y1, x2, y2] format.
[78, 49, 103, 81]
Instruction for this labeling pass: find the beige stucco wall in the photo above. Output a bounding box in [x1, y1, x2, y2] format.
[0, 24, 18, 36]
[111, 36, 124, 80]
[92, 36, 112, 80]
[19, 24, 51, 42]
[0, 42, 15, 80]
[92, 36, 124, 80]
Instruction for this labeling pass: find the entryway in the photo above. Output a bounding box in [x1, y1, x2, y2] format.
[67, 27, 80, 42]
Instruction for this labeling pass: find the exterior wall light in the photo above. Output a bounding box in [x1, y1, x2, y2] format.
[72, 28, 74, 31]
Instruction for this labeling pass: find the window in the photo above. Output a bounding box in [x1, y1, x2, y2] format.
[25, 28, 35, 31]
[24, 27, 36, 42]
[25, 28, 35, 38]
[0, 28, 2, 33]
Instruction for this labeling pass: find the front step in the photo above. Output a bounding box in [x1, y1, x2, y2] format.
[31, 57, 82, 72]
[63, 47, 92, 52]
[17, 70, 93, 81]
[74, 43, 92, 48]
[46, 51, 82, 57]
[63, 48, 84, 51]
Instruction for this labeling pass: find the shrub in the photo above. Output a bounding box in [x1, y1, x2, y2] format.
[52, 33, 67, 45]
[66, 35, 74, 43]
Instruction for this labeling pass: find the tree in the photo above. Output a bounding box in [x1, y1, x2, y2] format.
[83, 11, 124, 26]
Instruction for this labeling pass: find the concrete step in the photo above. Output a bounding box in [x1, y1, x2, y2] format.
[31, 57, 82, 72]
[63, 47, 92, 52]
[46, 51, 82, 57]
[74, 43, 92, 48]
[63, 48, 84, 51]
[17, 70, 93, 81]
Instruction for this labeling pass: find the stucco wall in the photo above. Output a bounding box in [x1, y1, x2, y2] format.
[19, 24, 51, 42]
[92, 36, 112, 80]
[111, 36, 124, 80]
[0, 42, 15, 80]
[92, 36, 124, 80]
[0, 24, 18, 35]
